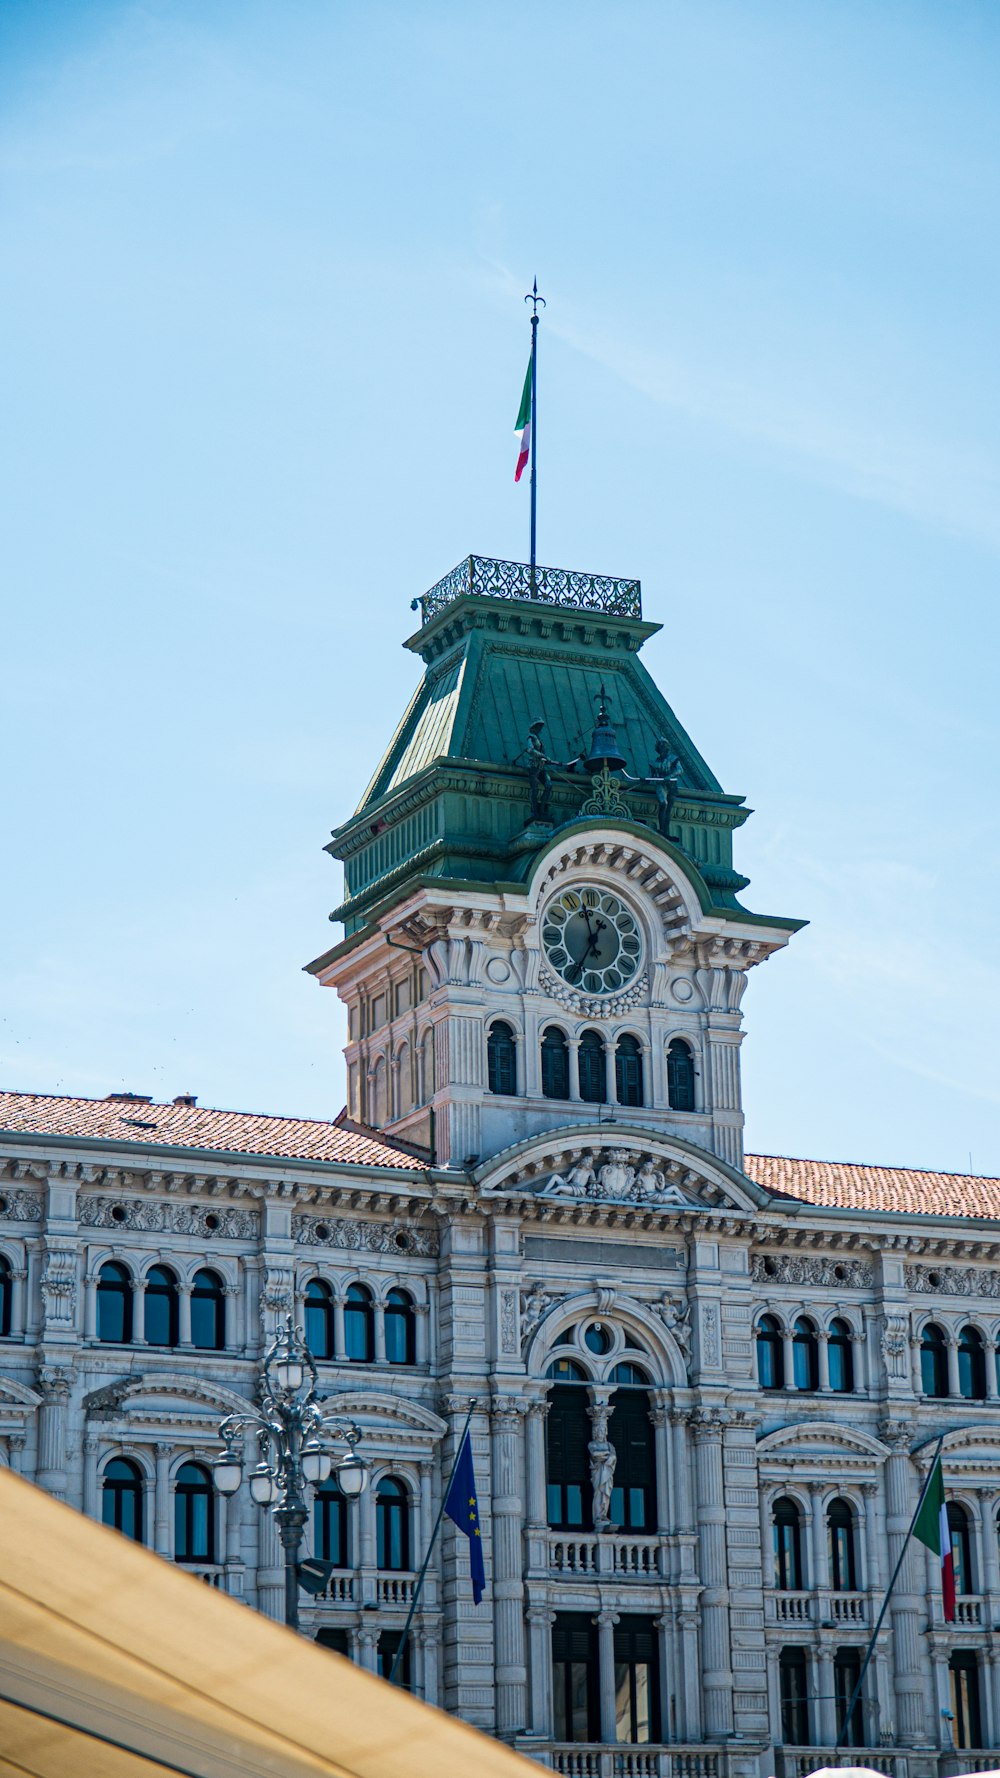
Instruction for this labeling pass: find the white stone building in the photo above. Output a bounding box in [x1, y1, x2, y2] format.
[1, 558, 998, 1778]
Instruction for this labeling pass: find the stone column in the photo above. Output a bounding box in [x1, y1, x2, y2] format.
[358, 1464, 377, 1607]
[83, 1271, 98, 1340]
[929, 1641, 951, 1746]
[357, 1626, 379, 1673]
[678, 1608, 702, 1742]
[333, 1291, 346, 1361]
[816, 1645, 835, 1746]
[526, 1606, 555, 1736]
[595, 1608, 620, 1744]
[987, 1345, 1000, 1402]
[861, 1482, 881, 1593]
[82, 1432, 99, 1521]
[567, 1038, 581, 1103]
[781, 1326, 796, 1390]
[690, 1410, 733, 1737]
[852, 1325, 868, 1393]
[882, 1423, 925, 1745]
[7, 1434, 25, 1476]
[669, 1410, 694, 1534]
[36, 1365, 72, 1497]
[414, 1301, 430, 1365]
[178, 1282, 192, 1347]
[649, 1398, 670, 1548]
[945, 1334, 961, 1399]
[10, 1267, 26, 1337]
[604, 1041, 617, 1106]
[809, 1483, 828, 1593]
[132, 1277, 145, 1345]
[817, 1332, 830, 1392]
[490, 1394, 528, 1735]
[525, 1398, 550, 1527]
[373, 1301, 386, 1364]
[154, 1443, 172, 1555]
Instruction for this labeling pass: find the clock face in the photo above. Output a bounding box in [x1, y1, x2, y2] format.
[542, 886, 643, 996]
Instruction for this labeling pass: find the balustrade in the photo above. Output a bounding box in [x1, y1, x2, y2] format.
[548, 1533, 661, 1579]
[545, 1747, 725, 1778]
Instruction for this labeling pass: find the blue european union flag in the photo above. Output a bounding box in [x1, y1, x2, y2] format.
[444, 1429, 486, 1604]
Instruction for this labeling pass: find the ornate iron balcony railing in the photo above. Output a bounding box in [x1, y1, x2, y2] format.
[416, 555, 642, 623]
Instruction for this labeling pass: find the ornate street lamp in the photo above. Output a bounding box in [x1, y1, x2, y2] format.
[214, 1314, 368, 1629]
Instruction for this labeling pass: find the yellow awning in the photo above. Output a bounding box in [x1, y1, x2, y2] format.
[0, 1466, 541, 1778]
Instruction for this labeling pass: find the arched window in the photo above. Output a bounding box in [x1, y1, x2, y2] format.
[666, 1038, 695, 1112]
[174, 1462, 214, 1564]
[547, 1382, 592, 1530]
[921, 1323, 949, 1397]
[0, 1257, 11, 1338]
[304, 1279, 335, 1360]
[190, 1269, 225, 1351]
[144, 1265, 179, 1348]
[547, 1357, 587, 1382]
[611, 1361, 650, 1386]
[827, 1319, 854, 1393]
[779, 1647, 809, 1745]
[376, 1477, 410, 1571]
[540, 1026, 570, 1100]
[949, 1652, 982, 1750]
[773, 1498, 804, 1590]
[344, 1283, 374, 1363]
[487, 1021, 517, 1096]
[615, 1034, 644, 1108]
[578, 1030, 606, 1105]
[828, 1499, 857, 1590]
[958, 1326, 986, 1401]
[948, 1503, 974, 1596]
[314, 1478, 349, 1568]
[609, 1386, 656, 1531]
[757, 1314, 784, 1389]
[97, 1262, 133, 1344]
[385, 1288, 416, 1366]
[102, 1457, 144, 1542]
[792, 1317, 819, 1391]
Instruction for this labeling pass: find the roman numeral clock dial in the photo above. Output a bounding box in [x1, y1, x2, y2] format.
[541, 887, 642, 997]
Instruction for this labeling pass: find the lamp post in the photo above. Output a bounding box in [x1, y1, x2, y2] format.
[214, 1314, 368, 1630]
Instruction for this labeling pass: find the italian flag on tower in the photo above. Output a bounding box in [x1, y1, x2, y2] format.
[514, 358, 532, 481]
[913, 1452, 955, 1621]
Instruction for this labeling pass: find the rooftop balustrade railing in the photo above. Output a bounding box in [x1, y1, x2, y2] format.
[415, 556, 642, 624]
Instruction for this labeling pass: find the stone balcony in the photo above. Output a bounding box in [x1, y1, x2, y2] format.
[767, 1588, 869, 1626]
[538, 1745, 728, 1778]
[775, 1750, 998, 1778]
[548, 1533, 663, 1580]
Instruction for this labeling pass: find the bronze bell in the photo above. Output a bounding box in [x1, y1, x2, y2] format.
[584, 686, 627, 774]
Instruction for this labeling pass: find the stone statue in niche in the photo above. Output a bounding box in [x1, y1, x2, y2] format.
[658, 1296, 692, 1362]
[588, 1398, 617, 1530]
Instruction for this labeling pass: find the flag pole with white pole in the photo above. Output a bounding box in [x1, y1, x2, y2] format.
[516, 279, 545, 589]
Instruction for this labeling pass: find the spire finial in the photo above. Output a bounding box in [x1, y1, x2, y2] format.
[524, 277, 546, 316]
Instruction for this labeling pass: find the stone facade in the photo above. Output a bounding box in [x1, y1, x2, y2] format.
[2, 563, 998, 1778]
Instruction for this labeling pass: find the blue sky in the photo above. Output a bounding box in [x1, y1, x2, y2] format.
[3, 0, 999, 1175]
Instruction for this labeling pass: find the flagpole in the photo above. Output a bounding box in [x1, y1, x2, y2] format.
[835, 1433, 945, 1752]
[524, 279, 545, 590]
[387, 1397, 477, 1687]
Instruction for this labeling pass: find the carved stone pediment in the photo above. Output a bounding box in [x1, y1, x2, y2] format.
[757, 1420, 890, 1465]
[475, 1126, 764, 1214]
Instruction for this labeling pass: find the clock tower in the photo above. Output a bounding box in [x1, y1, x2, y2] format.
[306, 556, 803, 1170]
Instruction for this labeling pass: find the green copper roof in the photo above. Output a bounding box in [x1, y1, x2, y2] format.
[322, 559, 800, 941]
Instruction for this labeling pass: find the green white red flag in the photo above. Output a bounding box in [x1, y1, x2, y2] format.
[514, 358, 531, 482]
[913, 1452, 954, 1621]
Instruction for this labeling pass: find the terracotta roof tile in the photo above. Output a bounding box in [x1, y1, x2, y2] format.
[745, 1153, 1000, 1221]
[0, 1092, 427, 1172]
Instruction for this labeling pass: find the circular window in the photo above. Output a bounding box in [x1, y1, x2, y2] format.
[833, 1263, 847, 1282]
[204, 1212, 220, 1232]
[0, 1196, 8, 1214]
[763, 1255, 777, 1277]
[928, 1270, 941, 1289]
[315, 1223, 331, 1243]
[584, 1321, 612, 1355]
[110, 1204, 127, 1225]
[394, 1231, 411, 1252]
